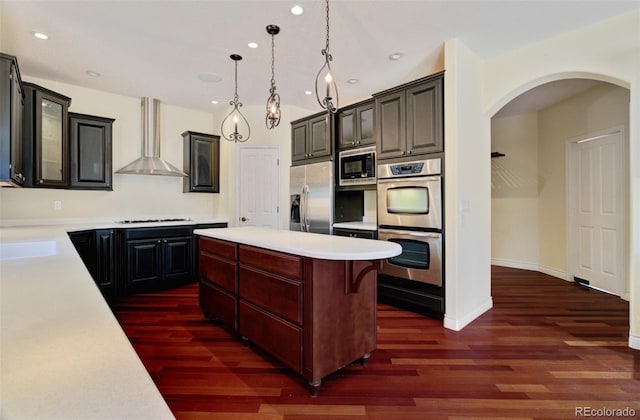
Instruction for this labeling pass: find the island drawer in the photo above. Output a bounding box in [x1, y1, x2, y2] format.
[239, 300, 302, 373]
[239, 245, 302, 280]
[199, 281, 237, 331]
[199, 237, 237, 260]
[200, 252, 237, 293]
[239, 266, 302, 325]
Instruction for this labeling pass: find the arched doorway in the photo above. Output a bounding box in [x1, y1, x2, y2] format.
[490, 77, 629, 297]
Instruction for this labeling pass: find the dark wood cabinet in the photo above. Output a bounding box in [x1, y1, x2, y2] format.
[338, 99, 375, 150]
[69, 223, 228, 300]
[123, 226, 194, 294]
[69, 113, 114, 190]
[23, 82, 72, 188]
[375, 73, 443, 160]
[182, 131, 220, 193]
[68, 229, 116, 298]
[0, 53, 25, 186]
[95, 229, 116, 297]
[198, 236, 378, 393]
[291, 112, 333, 165]
[198, 237, 238, 330]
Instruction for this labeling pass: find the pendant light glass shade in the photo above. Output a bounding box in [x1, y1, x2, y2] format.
[265, 24, 281, 129]
[315, 0, 339, 113]
[221, 54, 250, 143]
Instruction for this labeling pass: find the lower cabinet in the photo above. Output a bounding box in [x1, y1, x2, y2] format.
[69, 223, 227, 301]
[198, 237, 238, 330]
[124, 226, 194, 294]
[68, 229, 115, 298]
[198, 236, 377, 393]
[95, 229, 116, 298]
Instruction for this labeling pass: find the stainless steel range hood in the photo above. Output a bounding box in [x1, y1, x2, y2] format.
[116, 97, 187, 177]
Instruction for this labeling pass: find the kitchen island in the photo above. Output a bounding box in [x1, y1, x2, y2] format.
[193, 227, 401, 394]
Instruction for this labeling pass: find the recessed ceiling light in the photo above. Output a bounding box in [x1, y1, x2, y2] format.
[291, 5, 304, 15]
[304, 90, 312, 95]
[389, 52, 403, 61]
[85, 70, 101, 77]
[210, 100, 219, 105]
[33, 32, 49, 40]
[347, 78, 359, 84]
[197, 72, 222, 83]
[248, 42, 259, 49]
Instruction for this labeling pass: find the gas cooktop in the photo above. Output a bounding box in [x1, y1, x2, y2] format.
[118, 218, 191, 224]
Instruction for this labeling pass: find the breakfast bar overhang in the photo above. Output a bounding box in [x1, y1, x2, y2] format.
[193, 227, 401, 394]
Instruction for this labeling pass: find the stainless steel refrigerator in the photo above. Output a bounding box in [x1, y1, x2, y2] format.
[289, 161, 334, 234]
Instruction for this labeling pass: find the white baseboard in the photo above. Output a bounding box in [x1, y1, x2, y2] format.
[491, 259, 569, 281]
[444, 297, 493, 331]
[629, 333, 640, 350]
[538, 264, 570, 281]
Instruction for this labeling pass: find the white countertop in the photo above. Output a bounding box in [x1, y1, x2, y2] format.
[194, 227, 401, 260]
[333, 221, 378, 231]
[0, 224, 177, 419]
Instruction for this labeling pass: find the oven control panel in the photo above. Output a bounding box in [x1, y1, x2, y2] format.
[390, 162, 424, 175]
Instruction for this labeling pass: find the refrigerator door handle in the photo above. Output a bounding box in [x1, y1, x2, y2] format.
[302, 184, 310, 231]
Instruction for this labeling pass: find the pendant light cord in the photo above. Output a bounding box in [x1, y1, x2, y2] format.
[270, 32, 276, 93]
[323, 0, 331, 58]
[233, 60, 239, 104]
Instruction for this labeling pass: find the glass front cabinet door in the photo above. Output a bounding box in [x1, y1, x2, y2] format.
[24, 82, 71, 188]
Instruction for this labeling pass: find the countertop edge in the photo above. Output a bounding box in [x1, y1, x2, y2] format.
[194, 227, 400, 260]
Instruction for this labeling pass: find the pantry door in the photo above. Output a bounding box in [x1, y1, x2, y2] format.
[567, 127, 625, 296]
[237, 146, 280, 228]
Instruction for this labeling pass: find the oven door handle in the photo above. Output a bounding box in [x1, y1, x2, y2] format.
[378, 228, 441, 238]
[377, 175, 441, 184]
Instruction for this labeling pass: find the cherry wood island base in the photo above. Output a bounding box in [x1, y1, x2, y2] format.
[198, 236, 378, 395]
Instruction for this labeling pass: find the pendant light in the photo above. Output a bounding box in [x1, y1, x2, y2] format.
[265, 25, 281, 129]
[315, 0, 339, 113]
[221, 54, 250, 143]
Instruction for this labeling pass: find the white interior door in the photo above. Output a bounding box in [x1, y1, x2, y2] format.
[567, 128, 625, 296]
[238, 146, 280, 228]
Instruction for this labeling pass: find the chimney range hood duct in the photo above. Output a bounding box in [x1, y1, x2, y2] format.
[116, 97, 187, 177]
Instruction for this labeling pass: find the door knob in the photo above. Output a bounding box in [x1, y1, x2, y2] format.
[240, 217, 249, 222]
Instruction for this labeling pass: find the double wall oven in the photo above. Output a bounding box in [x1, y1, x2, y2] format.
[377, 158, 444, 315]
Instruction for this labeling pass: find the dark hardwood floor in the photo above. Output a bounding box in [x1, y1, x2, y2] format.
[111, 266, 639, 419]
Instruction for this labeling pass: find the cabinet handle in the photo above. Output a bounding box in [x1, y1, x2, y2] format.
[401, 151, 406, 156]
[163, 239, 167, 243]
[408, 150, 413, 155]
[39, 179, 44, 184]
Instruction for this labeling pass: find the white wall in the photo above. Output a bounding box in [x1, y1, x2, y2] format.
[443, 38, 493, 331]
[491, 112, 539, 269]
[481, 10, 639, 348]
[0, 77, 227, 225]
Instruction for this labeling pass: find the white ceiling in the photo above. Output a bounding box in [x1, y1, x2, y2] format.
[1, 1, 637, 114]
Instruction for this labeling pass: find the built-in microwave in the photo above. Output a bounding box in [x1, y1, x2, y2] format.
[338, 146, 376, 186]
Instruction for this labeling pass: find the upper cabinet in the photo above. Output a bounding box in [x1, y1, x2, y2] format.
[374, 72, 443, 161]
[69, 113, 115, 190]
[182, 131, 220, 193]
[291, 112, 333, 165]
[337, 99, 375, 150]
[23, 82, 71, 188]
[0, 53, 25, 186]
